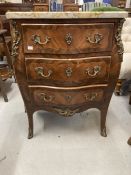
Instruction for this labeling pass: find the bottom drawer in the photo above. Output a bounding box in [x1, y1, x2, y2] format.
[29, 85, 106, 107]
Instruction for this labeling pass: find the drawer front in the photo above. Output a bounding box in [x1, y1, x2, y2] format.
[29, 86, 105, 107]
[25, 56, 111, 86]
[22, 23, 114, 54]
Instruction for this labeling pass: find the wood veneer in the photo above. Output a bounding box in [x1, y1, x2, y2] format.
[9, 17, 125, 139]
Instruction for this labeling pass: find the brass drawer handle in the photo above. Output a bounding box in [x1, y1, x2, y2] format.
[40, 93, 54, 103]
[87, 33, 103, 44]
[84, 93, 98, 101]
[54, 108, 79, 117]
[32, 35, 50, 46]
[86, 66, 101, 77]
[35, 67, 52, 78]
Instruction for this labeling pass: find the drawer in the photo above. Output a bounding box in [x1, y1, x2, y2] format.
[25, 56, 111, 86]
[29, 86, 105, 107]
[64, 4, 79, 11]
[22, 23, 114, 54]
[33, 5, 49, 12]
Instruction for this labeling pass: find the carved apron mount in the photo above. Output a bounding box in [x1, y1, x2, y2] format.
[54, 108, 79, 117]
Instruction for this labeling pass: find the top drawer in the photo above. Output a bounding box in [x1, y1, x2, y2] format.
[22, 23, 114, 54]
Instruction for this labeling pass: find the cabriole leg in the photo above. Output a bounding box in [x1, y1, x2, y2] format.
[26, 106, 34, 139]
[0, 76, 8, 102]
[100, 107, 108, 137]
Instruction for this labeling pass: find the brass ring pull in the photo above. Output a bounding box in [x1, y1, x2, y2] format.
[86, 66, 101, 77]
[35, 67, 52, 78]
[84, 93, 98, 101]
[32, 35, 50, 46]
[40, 93, 54, 103]
[87, 34, 103, 44]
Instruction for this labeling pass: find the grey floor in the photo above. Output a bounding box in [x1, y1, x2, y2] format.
[0, 79, 131, 175]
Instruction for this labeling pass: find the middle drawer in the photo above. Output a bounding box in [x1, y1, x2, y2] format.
[25, 56, 111, 86]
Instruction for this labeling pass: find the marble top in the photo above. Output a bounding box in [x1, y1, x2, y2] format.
[6, 12, 128, 19]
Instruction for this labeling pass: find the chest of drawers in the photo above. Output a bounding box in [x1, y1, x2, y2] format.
[6, 12, 127, 139]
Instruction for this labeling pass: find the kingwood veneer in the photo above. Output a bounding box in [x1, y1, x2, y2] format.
[6, 12, 127, 139]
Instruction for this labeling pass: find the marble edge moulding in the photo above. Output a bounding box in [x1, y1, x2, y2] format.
[6, 11, 128, 19]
